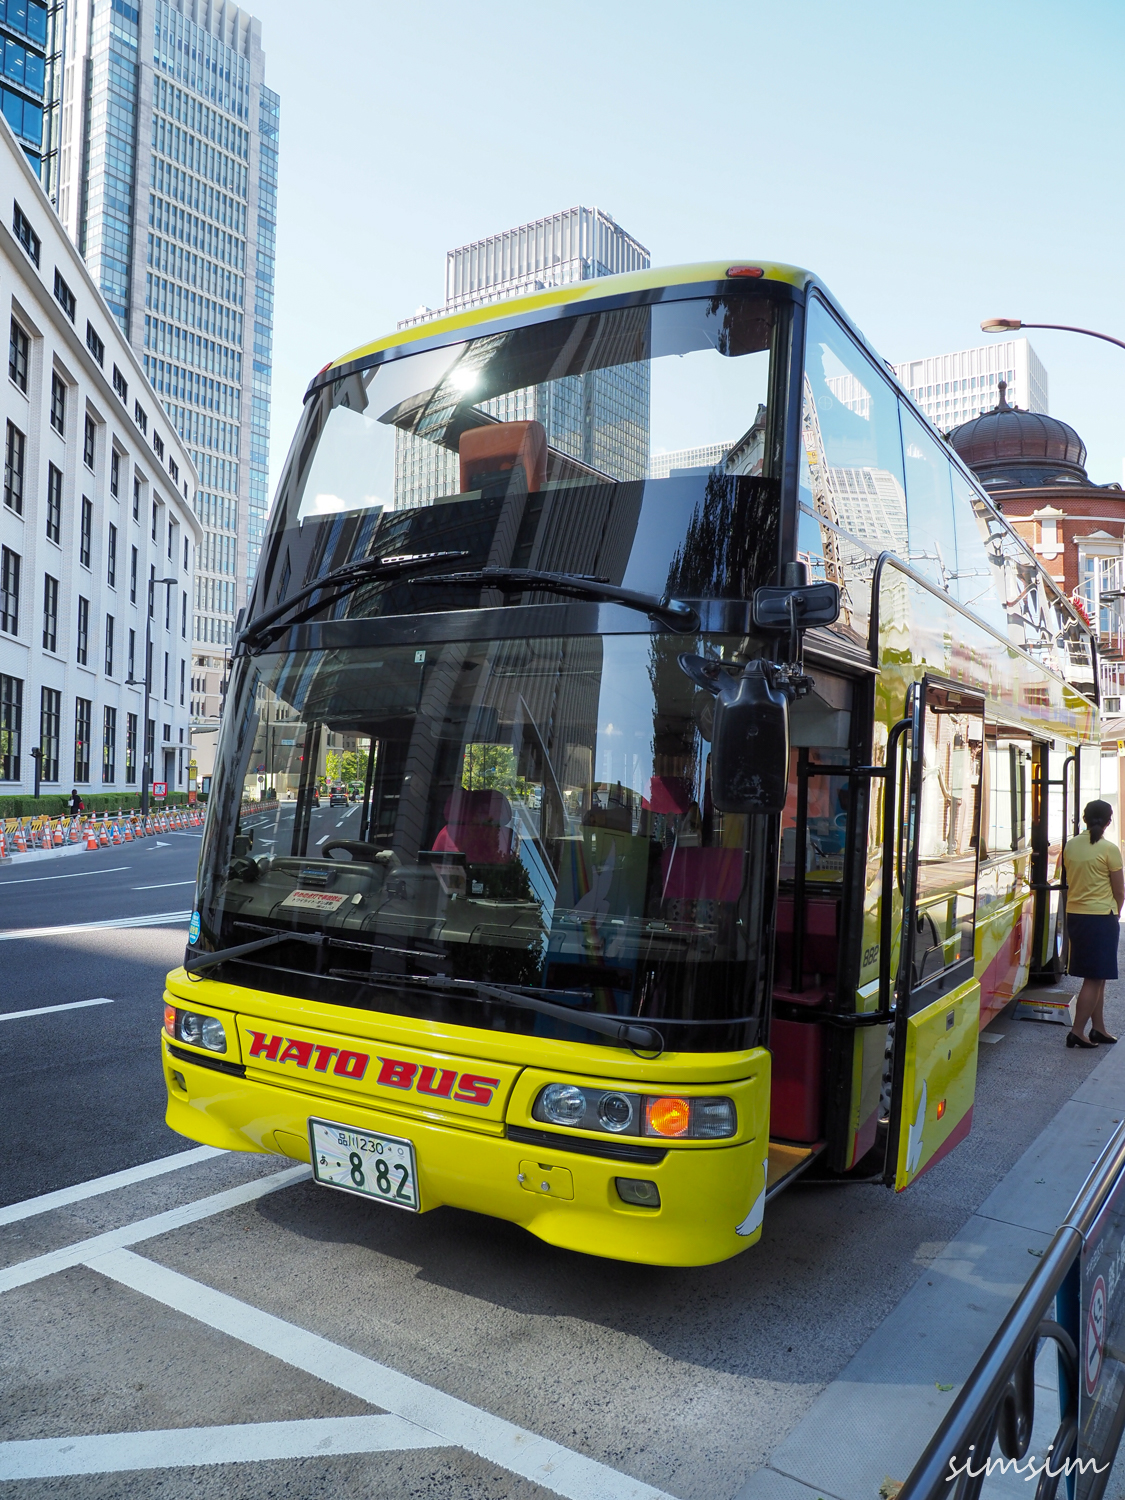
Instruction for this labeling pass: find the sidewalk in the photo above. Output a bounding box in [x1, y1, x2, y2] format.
[736, 988, 1125, 1499]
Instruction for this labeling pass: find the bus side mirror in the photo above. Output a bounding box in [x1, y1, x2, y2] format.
[678, 656, 791, 814]
[752, 581, 841, 633]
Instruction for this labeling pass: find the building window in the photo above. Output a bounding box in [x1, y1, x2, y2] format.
[0, 674, 21, 780]
[50, 372, 65, 433]
[125, 711, 137, 783]
[181, 589, 187, 638]
[102, 705, 116, 783]
[145, 716, 154, 775]
[4, 420, 24, 513]
[45, 463, 61, 542]
[8, 318, 27, 391]
[169, 457, 178, 483]
[148, 564, 155, 618]
[104, 614, 114, 675]
[107, 523, 117, 588]
[85, 320, 104, 367]
[151, 501, 158, 541]
[12, 201, 39, 265]
[0, 545, 19, 633]
[110, 449, 119, 497]
[79, 497, 92, 567]
[127, 626, 135, 681]
[130, 545, 137, 604]
[42, 573, 57, 651]
[74, 697, 91, 782]
[132, 473, 140, 521]
[152, 431, 164, 461]
[163, 650, 169, 699]
[76, 595, 89, 665]
[53, 268, 75, 322]
[183, 536, 188, 571]
[40, 687, 60, 782]
[113, 364, 128, 403]
[83, 414, 95, 469]
[179, 657, 185, 705]
[134, 400, 147, 434]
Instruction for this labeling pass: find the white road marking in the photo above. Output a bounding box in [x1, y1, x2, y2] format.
[0, 865, 129, 887]
[88, 1248, 675, 1500]
[148, 840, 171, 848]
[0, 910, 191, 941]
[0, 1145, 224, 1227]
[316, 834, 329, 844]
[0, 997, 113, 1022]
[0, 1165, 308, 1293]
[133, 881, 196, 890]
[0, 1414, 448, 1478]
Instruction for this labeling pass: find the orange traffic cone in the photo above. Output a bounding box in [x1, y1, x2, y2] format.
[68, 818, 80, 843]
[123, 820, 133, 842]
[111, 822, 122, 845]
[14, 823, 27, 854]
[53, 821, 64, 846]
[98, 820, 109, 847]
[85, 822, 98, 850]
[39, 823, 50, 850]
[0, 826, 7, 857]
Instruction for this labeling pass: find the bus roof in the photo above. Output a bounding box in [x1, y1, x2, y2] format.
[324, 260, 813, 376]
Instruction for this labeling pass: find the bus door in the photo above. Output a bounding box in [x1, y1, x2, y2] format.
[1030, 741, 1077, 980]
[884, 681, 985, 1191]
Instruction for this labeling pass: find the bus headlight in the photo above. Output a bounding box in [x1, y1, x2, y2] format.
[532, 1085, 735, 1139]
[166, 1007, 227, 1054]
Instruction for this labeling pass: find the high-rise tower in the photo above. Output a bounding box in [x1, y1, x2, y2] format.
[52, 0, 276, 698]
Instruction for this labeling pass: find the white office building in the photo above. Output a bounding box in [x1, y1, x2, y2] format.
[0, 109, 199, 800]
[892, 338, 1048, 431]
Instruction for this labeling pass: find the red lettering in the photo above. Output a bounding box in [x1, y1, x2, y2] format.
[334, 1050, 369, 1080]
[247, 1031, 283, 1061]
[278, 1039, 314, 1068]
[453, 1073, 500, 1106]
[377, 1057, 417, 1089]
[312, 1045, 340, 1072]
[416, 1066, 456, 1098]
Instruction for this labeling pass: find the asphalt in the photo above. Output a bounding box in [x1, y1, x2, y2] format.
[1, 837, 1123, 1495]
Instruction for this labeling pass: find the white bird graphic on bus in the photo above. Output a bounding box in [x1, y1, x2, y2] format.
[905, 1079, 928, 1177]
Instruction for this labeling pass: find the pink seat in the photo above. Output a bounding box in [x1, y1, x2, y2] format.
[660, 846, 744, 903]
[433, 788, 514, 864]
[643, 776, 693, 815]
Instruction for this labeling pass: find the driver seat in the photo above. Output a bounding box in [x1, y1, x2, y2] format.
[432, 789, 515, 864]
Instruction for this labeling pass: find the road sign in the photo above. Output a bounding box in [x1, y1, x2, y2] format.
[152, 781, 167, 800]
[1086, 1275, 1106, 1395]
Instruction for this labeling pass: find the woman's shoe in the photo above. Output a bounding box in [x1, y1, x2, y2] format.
[1090, 1029, 1118, 1045]
[1067, 1031, 1099, 1048]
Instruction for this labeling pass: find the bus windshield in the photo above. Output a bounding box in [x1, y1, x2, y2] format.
[197, 287, 795, 1049]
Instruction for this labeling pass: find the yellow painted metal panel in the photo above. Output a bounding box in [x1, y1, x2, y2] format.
[893, 978, 980, 1191]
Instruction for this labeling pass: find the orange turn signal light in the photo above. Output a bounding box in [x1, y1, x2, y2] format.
[164, 1003, 177, 1036]
[726, 265, 764, 278]
[936, 1098, 946, 1120]
[646, 1096, 691, 1137]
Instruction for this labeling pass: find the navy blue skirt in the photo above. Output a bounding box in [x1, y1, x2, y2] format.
[1067, 913, 1120, 980]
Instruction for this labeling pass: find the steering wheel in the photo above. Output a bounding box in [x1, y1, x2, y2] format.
[322, 840, 382, 861]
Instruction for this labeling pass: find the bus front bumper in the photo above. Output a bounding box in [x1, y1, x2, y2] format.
[162, 1036, 768, 1268]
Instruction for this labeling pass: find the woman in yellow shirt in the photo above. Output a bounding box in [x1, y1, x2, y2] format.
[1062, 799, 1124, 1048]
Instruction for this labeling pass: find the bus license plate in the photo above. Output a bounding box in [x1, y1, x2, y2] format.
[307, 1119, 419, 1211]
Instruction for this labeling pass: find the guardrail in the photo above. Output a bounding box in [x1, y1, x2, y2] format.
[899, 1122, 1125, 1499]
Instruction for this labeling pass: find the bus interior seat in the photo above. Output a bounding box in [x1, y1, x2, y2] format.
[660, 845, 744, 903]
[459, 420, 547, 495]
[432, 788, 515, 864]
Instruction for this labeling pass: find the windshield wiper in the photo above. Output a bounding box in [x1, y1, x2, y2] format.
[184, 929, 324, 975]
[333, 970, 663, 1052]
[236, 551, 469, 653]
[414, 568, 699, 634]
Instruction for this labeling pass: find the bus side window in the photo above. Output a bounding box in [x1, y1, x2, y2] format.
[949, 468, 1008, 636]
[899, 404, 957, 595]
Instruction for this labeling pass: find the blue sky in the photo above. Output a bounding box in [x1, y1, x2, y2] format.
[254, 0, 1125, 491]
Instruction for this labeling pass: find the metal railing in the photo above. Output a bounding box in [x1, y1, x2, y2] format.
[899, 1123, 1125, 1499]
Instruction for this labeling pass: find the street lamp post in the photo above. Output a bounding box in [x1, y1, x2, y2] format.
[981, 317, 1125, 355]
[126, 575, 178, 815]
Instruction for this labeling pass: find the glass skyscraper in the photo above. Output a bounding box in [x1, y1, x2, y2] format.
[52, 0, 276, 720]
[394, 207, 651, 509]
[0, 0, 52, 181]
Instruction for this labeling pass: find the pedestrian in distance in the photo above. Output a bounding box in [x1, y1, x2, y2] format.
[1061, 799, 1124, 1048]
[67, 788, 84, 816]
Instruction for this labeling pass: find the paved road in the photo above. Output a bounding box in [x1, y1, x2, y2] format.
[1, 837, 1121, 1496]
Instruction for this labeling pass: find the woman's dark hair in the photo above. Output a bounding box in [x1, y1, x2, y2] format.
[1084, 799, 1114, 843]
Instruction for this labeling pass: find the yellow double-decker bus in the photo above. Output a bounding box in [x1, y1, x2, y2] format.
[163, 262, 1099, 1265]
